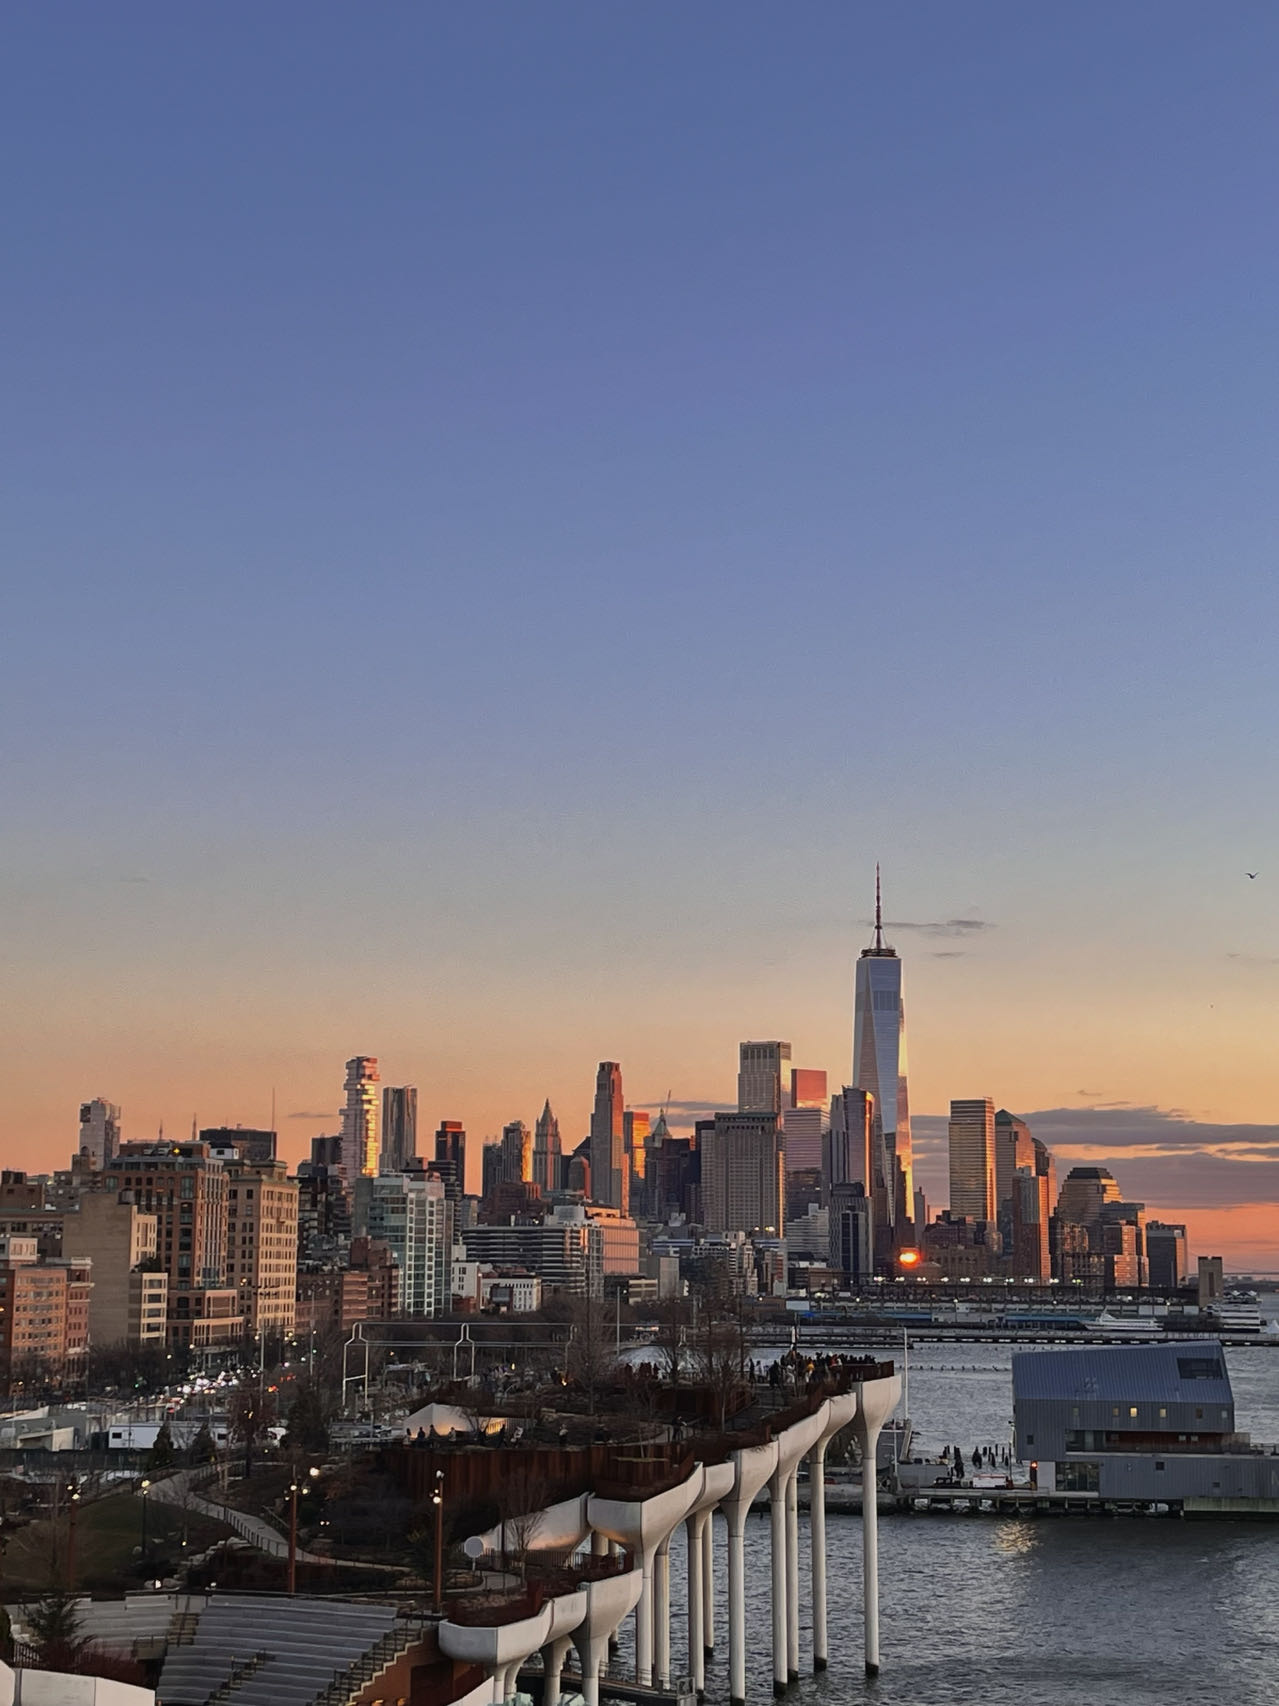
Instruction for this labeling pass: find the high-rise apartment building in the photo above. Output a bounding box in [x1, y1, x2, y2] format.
[948, 1098, 997, 1223]
[852, 870, 913, 1241]
[102, 1143, 243, 1350]
[738, 1042, 791, 1114]
[224, 1159, 299, 1338]
[829, 1182, 873, 1283]
[0, 1237, 93, 1386]
[380, 1086, 417, 1173]
[700, 1112, 785, 1236]
[340, 1057, 380, 1180]
[61, 1191, 168, 1349]
[353, 1173, 450, 1317]
[589, 1062, 627, 1213]
[78, 1099, 121, 1171]
[533, 1101, 562, 1192]
[827, 1087, 874, 1189]
[501, 1120, 533, 1184]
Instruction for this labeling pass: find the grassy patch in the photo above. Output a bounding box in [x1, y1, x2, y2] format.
[2, 1489, 233, 1596]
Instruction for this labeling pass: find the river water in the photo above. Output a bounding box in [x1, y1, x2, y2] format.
[624, 1313, 1279, 1706]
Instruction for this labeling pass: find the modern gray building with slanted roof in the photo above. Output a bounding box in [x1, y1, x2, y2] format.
[1013, 1341, 1279, 1511]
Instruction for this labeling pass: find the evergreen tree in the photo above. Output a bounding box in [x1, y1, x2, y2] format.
[27, 1583, 83, 1669]
[282, 1381, 330, 1454]
[187, 1421, 217, 1465]
[146, 1418, 177, 1473]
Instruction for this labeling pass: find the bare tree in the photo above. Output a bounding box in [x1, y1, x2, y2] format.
[695, 1297, 749, 1431]
[564, 1289, 614, 1416]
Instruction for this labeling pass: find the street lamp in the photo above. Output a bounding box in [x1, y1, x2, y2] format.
[287, 1465, 321, 1595]
[66, 1481, 81, 1590]
[432, 1469, 445, 1615]
[139, 1478, 151, 1566]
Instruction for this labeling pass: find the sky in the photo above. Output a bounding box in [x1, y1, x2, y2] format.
[3, 4, 1278, 1267]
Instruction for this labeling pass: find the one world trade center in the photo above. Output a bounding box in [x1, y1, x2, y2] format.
[852, 866, 914, 1259]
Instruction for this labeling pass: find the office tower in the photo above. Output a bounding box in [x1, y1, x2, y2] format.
[913, 1186, 928, 1234]
[782, 1105, 824, 1174]
[61, 1192, 168, 1349]
[738, 1042, 791, 1114]
[700, 1112, 785, 1236]
[435, 1120, 467, 1187]
[224, 1158, 300, 1337]
[353, 1172, 450, 1316]
[826, 1086, 873, 1187]
[624, 1110, 650, 1207]
[481, 1141, 504, 1201]
[501, 1120, 533, 1184]
[1056, 1165, 1120, 1237]
[790, 1068, 827, 1111]
[380, 1086, 417, 1173]
[200, 1127, 277, 1164]
[531, 1101, 561, 1192]
[1146, 1221, 1188, 1291]
[1009, 1166, 1051, 1281]
[1100, 1200, 1147, 1287]
[829, 1182, 873, 1284]
[311, 1134, 344, 1168]
[1197, 1255, 1224, 1308]
[78, 1099, 121, 1171]
[589, 1062, 627, 1213]
[948, 1098, 997, 1222]
[994, 1111, 1035, 1221]
[852, 868, 913, 1239]
[340, 1057, 380, 1180]
[1032, 1137, 1057, 1213]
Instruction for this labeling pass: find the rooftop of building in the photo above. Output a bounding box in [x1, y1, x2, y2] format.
[1012, 1340, 1232, 1406]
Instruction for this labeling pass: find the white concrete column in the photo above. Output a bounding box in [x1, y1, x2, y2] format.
[768, 1467, 788, 1697]
[654, 1536, 672, 1688]
[686, 1509, 706, 1693]
[810, 1440, 829, 1672]
[635, 1549, 655, 1685]
[725, 1505, 747, 1706]
[591, 1530, 609, 1557]
[852, 1374, 899, 1680]
[574, 1635, 607, 1706]
[785, 1468, 800, 1682]
[543, 1635, 572, 1706]
[702, 1510, 715, 1656]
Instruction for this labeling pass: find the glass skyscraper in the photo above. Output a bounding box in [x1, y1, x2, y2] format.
[852, 867, 914, 1250]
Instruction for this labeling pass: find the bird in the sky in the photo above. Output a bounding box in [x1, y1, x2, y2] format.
[1246, 871, 1259, 879]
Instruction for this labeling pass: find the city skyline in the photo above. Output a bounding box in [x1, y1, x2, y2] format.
[4, 6, 1279, 1270]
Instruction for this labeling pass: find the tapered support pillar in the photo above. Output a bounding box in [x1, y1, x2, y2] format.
[852, 1377, 899, 1680]
[702, 1510, 715, 1656]
[543, 1635, 572, 1706]
[686, 1509, 706, 1693]
[810, 1440, 829, 1672]
[785, 1468, 800, 1681]
[768, 1468, 788, 1697]
[654, 1536, 672, 1688]
[726, 1505, 747, 1706]
[574, 1635, 607, 1706]
[591, 1530, 609, 1557]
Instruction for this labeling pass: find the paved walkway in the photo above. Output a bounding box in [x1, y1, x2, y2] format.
[149, 1465, 327, 1561]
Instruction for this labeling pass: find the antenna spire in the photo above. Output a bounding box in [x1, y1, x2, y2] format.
[874, 862, 884, 952]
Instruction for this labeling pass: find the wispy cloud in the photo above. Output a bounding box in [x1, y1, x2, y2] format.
[913, 1105, 1279, 1212]
[873, 917, 995, 938]
[929, 950, 966, 959]
[288, 1109, 334, 1121]
[1226, 952, 1279, 966]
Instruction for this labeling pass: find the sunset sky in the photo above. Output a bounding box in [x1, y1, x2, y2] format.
[4, 5, 1278, 1268]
